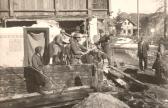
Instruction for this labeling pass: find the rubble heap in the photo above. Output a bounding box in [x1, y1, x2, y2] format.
[72, 93, 130, 108]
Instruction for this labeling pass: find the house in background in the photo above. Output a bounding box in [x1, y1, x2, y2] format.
[120, 18, 138, 36]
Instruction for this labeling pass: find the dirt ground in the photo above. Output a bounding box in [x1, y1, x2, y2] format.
[113, 47, 168, 108]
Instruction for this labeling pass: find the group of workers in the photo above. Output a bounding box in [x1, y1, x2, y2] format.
[26, 26, 113, 94]
[26, 25, 168, 94]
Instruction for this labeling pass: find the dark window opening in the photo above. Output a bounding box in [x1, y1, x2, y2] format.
[6, 21, 37, 27]
[59, 20, 85, 34]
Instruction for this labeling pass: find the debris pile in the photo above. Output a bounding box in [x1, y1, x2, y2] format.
[72, 93, 130, 108]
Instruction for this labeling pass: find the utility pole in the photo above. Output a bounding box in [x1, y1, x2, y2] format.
[164, 0, 167, 38]
[137, 0, 140, 39]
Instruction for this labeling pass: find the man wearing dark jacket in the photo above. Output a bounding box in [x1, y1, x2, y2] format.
[137, 37, 149, 71]
[32, 46, 44, 71]
[70, 33, 87, 65]
[95, 30, 113, 66]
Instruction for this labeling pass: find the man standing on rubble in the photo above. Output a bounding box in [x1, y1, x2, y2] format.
[70, 33, 87, 65]
[137, 36, 149, 71]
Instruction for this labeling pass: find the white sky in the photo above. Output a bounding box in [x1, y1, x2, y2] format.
[111, 0, 161, 16]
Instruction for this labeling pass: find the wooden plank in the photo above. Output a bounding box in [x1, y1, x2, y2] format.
[53, 0, 59, 15]
[0, 10, 9, 12]
[0, 88, 93, 108]
[14, 9, 55, 12]
[92, 9, 108, 11]
[39, 100, 81, 108]
[59, 9, 88, 12]
[109, 66, 148, 87]
[87, 0, 92, 16]
[53, 0, 56, 15]
[9, 0, 14, 16]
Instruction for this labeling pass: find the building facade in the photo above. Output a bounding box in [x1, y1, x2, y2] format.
[120, 19, 137, 36]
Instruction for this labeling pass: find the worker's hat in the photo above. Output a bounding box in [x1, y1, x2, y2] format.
[60, 29, 65, 33]
[73, 33, 82, 38]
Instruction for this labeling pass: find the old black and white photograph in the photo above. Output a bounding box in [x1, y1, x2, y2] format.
[0, 0, 168, 108]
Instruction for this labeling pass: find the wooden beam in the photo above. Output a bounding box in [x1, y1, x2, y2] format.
[14, 10, 55, 12]
[59, 9, 88, 12]
[8, 0, 14, 17]
[92, 9, 108, 11]
[109, 66, 148, 87]
[0, 88, 93, 108]
[3, 9, 88, 13]
[54, 0, 59, 15]
[0, 10, 9, 12]
[87, 0, 93, 16]
[40, 100, 81, 108]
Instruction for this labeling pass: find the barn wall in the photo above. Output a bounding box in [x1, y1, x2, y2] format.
[57, 0, 87, 10]
[0, 0, 109, 18]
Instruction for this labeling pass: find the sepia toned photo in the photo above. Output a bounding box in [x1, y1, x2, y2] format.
[0, 0, 168, 108]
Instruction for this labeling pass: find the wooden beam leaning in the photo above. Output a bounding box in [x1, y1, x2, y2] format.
[109, 66, 148, 88]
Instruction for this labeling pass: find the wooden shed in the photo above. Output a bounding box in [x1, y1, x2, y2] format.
[0, 0, 111, 31]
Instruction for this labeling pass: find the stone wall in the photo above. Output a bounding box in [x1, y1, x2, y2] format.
[0, 67, 26, 97]
[0, 65, 96, 98]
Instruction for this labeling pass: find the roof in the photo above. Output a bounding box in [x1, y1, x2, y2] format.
[123, 18, 137, 26]
[117, 12, 147, 27]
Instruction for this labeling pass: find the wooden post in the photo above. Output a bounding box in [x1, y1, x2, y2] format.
[54, 0, 59, 15]
[137, 0, 140, 39]
[8, 0, 14, 17]
[164, 0, 167, 38]
[108, 0, 113, 18]
[87, 0, 92, 16]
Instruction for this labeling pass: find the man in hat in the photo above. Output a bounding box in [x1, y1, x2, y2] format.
[51, 29, 70, 65]
[137, 36, 149, 71]
[70, 33, 87, 65]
